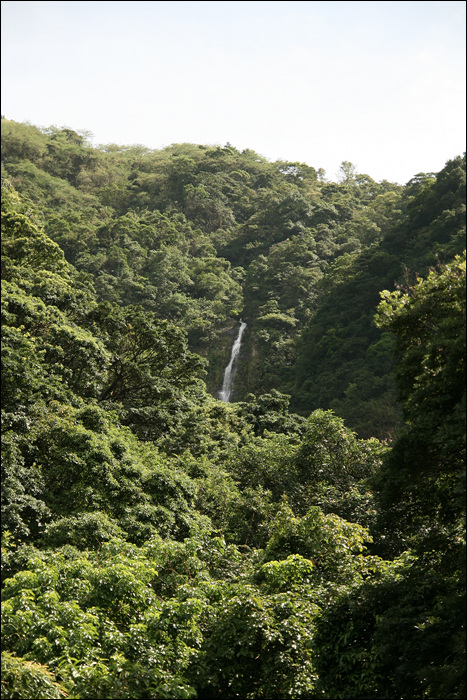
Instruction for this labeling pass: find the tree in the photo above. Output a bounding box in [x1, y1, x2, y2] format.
[1, 652, 67, 699]
[87, 302, 207, 441]
[373, 253, 466, 553]
[1, 537, 199, 698]
[313, 255, 466, 700]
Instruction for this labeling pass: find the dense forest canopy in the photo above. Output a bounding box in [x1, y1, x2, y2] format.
[1, 118, 465, 699]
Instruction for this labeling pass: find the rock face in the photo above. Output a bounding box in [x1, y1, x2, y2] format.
[199, 320, 238, 396]
[218, 321, 247, 402]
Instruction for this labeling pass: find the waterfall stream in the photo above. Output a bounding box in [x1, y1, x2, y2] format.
[219, 320, 247, 402]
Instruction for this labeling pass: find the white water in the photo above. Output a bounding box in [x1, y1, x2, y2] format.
[219, 320, 247, 402]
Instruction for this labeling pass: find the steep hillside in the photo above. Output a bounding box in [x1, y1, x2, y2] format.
[288, 156, 466, 437]
[2, 119, 465, 439]
[1, 119, 465, 699]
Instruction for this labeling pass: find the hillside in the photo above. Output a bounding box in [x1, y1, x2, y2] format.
[1, 118, 465, 699]
[2, 120, 465, 439]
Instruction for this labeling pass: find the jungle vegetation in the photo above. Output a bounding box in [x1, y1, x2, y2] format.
[1, 118, 465, 699]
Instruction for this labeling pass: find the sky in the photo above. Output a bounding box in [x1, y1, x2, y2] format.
[1, 0, 466, 184]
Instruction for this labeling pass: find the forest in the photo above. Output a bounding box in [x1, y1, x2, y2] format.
[1, 118, 465, 699]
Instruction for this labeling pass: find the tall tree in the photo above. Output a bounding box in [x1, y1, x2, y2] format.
[373, 252, 466, 554]
[313, 255, 466, 700]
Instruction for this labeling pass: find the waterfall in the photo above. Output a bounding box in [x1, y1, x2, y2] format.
[219, 320, 247, 402]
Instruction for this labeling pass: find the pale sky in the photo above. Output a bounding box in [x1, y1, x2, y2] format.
[1, 0, 466, 184]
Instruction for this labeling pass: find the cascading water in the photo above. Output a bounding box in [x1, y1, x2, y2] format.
[218, 320, 247, 402]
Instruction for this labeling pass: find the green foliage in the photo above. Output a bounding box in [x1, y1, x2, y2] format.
[313, 256, 466, 700]
[258, 554, 315, 593]
[225, 431, 298, 498]
[1, 118, 465, 699]
[313, 553, 465, 699]
[290, 156, 465, 439]
[93, 303, 205, 404]
[297, 409, 385, 487]
[1, 652, 68, 699]
[2, 208, 67, 274]
[237, 390, 307, 438]
[263, 501, 376, 586]
[2, 283, 110, 400]
[192, 584, 318, 699]
[287, 409, 386, 521]
[374, 253, 466, 552]
[1, 539, 200, 698]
